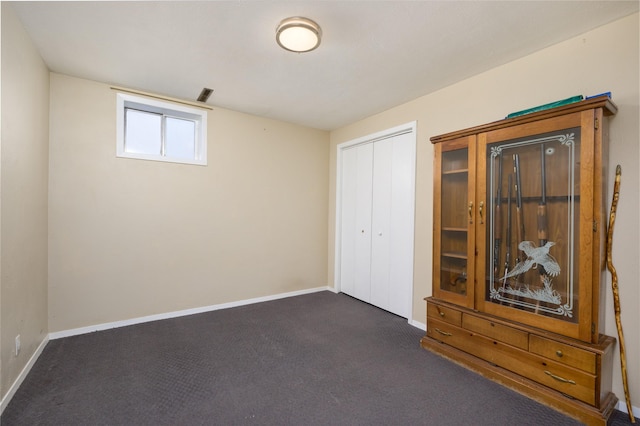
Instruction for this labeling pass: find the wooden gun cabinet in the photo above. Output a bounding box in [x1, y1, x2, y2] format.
[421, 96, 618, 425]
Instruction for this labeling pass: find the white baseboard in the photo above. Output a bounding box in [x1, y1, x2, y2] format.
[409, 319, 426, 331]
[49, 286, 331, 340]
[1, 334, 50, 414]
[617, 401, 640, 420]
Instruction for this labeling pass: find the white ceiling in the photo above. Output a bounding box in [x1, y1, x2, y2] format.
[11, 1, 639, 131]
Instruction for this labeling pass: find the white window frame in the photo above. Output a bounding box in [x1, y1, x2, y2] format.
[116, 92, 207, 166]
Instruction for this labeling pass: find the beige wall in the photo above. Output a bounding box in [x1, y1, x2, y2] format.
[48, 74, 329, 332]
[1, 3, 50, 398]
[329, 13, 640, 407]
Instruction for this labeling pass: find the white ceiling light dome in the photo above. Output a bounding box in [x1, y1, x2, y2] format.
[276, 17, 322, 53]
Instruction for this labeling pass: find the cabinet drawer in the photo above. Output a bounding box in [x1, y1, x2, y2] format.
[426, 319, 596, 405]
[529, 335, 596, 374]
[504, 342, 597, 405]
[427, 302, 462, 327]
[426, 317, 466, 346]
[462, 313, 528, 350]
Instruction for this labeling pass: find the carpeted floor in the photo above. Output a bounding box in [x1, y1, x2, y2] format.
[1, 291, 633, 425]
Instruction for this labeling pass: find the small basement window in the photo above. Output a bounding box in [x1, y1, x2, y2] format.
[116, 93, 207, 165]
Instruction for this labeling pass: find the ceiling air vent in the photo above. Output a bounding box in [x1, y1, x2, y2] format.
[197, 88, 213, 102]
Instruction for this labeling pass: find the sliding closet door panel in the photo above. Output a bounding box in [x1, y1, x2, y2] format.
[340, 143, 373, 303]
[353, 144, 374, 302]
[387, 133, 415, 318]
[371, 133, 415, 318]
[370, 138, 392, 312]
[339, 147, 358, 297]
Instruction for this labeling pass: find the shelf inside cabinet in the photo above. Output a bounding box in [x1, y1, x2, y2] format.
[442, 168, 468, 175]
[442, 251, 467, 260]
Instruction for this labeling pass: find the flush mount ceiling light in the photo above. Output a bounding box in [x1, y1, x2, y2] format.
[276, 17, 322, 53]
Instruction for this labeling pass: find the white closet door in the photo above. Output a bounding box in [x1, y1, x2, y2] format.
[339, 143, 373, 303]
[371, 133, 415, 318]
[370, 138, 392, 311]
[337, 123, 416, 319]
[387, 132, 415, 317]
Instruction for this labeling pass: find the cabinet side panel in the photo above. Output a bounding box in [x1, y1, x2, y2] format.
[578, 110, 596, 343]
[432, 144, 444, 299]
[592, 108, 608, 339]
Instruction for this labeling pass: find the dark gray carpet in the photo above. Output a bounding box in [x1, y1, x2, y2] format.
[1, 291, 633, 425]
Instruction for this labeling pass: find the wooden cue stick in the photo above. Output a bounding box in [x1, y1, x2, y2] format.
[606, 165, 635, 423]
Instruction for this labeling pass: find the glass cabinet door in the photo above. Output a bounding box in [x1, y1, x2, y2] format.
[479, 112, 597, 340]
[433, 137, 475, 308]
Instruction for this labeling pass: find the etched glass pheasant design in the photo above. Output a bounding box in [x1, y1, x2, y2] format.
[501, 241, 560, 281]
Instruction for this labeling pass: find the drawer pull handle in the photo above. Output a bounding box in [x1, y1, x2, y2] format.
[544, 370, 576, 385]
[556, 350, 563, 358]
[435, 328, 452, 336]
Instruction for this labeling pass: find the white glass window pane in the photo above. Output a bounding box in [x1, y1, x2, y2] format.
[165, 117, 196, 160]
[125, 109, 162, 155]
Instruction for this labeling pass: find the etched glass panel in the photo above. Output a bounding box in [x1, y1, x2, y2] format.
[486, 128, 580, 323]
